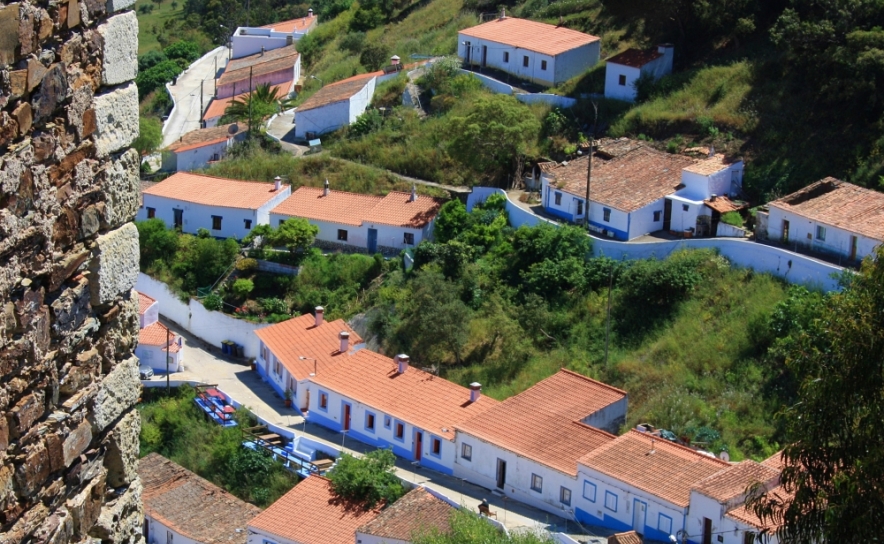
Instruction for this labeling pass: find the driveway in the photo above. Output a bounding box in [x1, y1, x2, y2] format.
[162, 47, 230, 149]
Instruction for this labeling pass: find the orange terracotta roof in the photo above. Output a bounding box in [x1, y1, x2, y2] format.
[578, 430, 730, 507]
[362, 191, 445, 228]
[138, 291, 156, 315]
[459, 17, 599, 57]
[260, 15, 317, 33]
[607, 48, 662, 68]
[683, 154, 735, 176]
[139, 453, 261, 544]
[310, 350, 499, 440]
[768, 178, 884, 241]
[725, 485, 791, 530]
[143, 172, 288, 210]
[456, 370, 623, 475]
[272, 187, 443, 228]
[549, 144, 696, 212]
[203, 83, 292, 121]
[692, 460, 780, 503]
[249, 476, 380, 544]
[608, 531, 643, 544]
[254, 313, 363, 381]
[297, 72, 378, 112]
[356, 487, 454, 540]
[219, 46, 299, 86]
[704, 195, 745, 214]
[165, 123, 242, 153]
[762, 450, 786, 472]
[140, 322, 182, 353]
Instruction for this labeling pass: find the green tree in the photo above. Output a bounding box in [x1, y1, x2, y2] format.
[133, 116, 163, 156]
[433, 200, 469, 243]
[267, 218, 319, 257]
[135, 59, 184, 99]
[749, 248, 884, 543]
[136, 219, 180, 268]
[242, 224, 274, 249]
[163, 40, 201, 62]
[413, 509, 553, 543]
[360, 42, 390, 71]
[222, 83, 286, 128]
[232, 278, 254, 299]
[406, 270, 471, 365]
[327, 448, 405, 509]
[447, 95, 541, 184]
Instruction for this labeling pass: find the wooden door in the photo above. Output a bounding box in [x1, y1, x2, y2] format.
[496, 459, 507, 489]
[414, 431, 423, 461]
[703, 518, 712, 544]
[850, 235, 858, 261]
[782, 220, 790, 243]
[343, 403, 351, 431]
[663, 199, 672, 231]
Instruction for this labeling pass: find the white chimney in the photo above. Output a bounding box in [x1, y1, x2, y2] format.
[469, 382, 481, 402]
[308, 7, 313, 17]
[391, 55, 400, 66]
[499, 7, 505, 19]
[410, 184, 417, 202]
[315, 306, 324, 326]
[274, 176, 282, 191]
[339, 331, 349, 353]
[323, 179, 330, 197]
[709, 145, 715, 158]
[396, 354, 409, 374]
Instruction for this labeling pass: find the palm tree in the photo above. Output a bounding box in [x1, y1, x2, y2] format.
[222, 84, 289, 128]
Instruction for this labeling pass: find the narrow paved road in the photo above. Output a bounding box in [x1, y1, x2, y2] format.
[162, 47, 229, 148]
[327, 156, 472, 195]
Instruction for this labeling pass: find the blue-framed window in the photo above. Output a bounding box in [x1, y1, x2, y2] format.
[603, 208, 611, 222]
[554, 192, 562, 205]
[431, 437, 442, 456]
[365, 412, 376, 432]
[394, 421, 405, 441]
[530, 474, 543, 493]
[384, 416, 392, 429]
[583, 481, 597, 502]
[604, 490, 618, 512]
[318, 391, 328, 411]
[657, 514, 673, 536]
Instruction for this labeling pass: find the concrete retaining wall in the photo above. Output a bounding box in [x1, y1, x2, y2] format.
[516, 93, 577, 108]
[459, 69, 514, 95]
[256, 259, 300, 275]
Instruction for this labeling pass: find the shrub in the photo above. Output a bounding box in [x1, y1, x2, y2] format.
[232, 279, 254, 299]
[135, 59, 184, 99]
[203, 293, 223, 311]
[236, 258, 258, 272]
[138, 50, 168, 72]
[360, 43, 390, 71]
[340, 31, 366, 53]
[327, 449, 405, 508]
[259, 297, 289, 315]
[350, 109, 384, 137]
[136, 219, 180, 268]
[720, 211, 743, 227]
[163, 40, 201, 62]
[132, 116, 163, 156]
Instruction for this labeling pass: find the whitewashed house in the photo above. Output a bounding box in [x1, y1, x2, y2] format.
[540, 140, 744, 240]
[453, 370, 624, 517]
[761, 178, 884, 263]
[137, 172, 291, 239]
[230, 12, 317, 59]
[304, 350, 499, 475]
[355, 486, 455, 544]
[135, 292, 183, 373]
[161, 123, 246, 172]
[253, 308, 362, 411]
[458, 13, 600, 87]
[604, 45, 674, 102]
[270, 183, 444, 253]
[140, 453, 260, 544]
[216, 45, 300, 99]
[294, 73, 377, 139]
[202, 83, 292, 128]
[574, 430, 730, 542]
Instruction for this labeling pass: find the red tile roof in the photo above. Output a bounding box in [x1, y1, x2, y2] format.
[459, 17, 599, 57]
[297, 72, 378, 112]
[608, 531, 643, 544]
[139, 453, 261, 544]
[607, 48, 662, 68]
[140, 321, 182, 353]
[704, 195, 745, 215]
[725, 485, 790, 530]
[356, 487, 454, 540]
[249, 476, 380, 544]
[683, 154, 735, 176]
[165, 123, 242, 153]
[761, 450, 786, 472]
[138, 291, 156, 315]
[692, 460, 780, 503]
[254, 313, 363, 381]
[456, 370, 623, 475]
[549, 144, 697, 212]
[203, 83, 292, 121]
[578, 430, 730, 507]
[272, 187, 444, 228]
[219, 46, 299, 86]
[142, 172, 288, 210]
[768, 178, 884, 241]
[260, 15, 317, 33]
[310, 350, 499, 440]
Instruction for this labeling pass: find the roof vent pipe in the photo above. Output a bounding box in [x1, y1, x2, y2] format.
[709, 145, 715, 158]
[274, 176, 282, 191]
[323, 179, 330, 197]
[396, 354, 409, 374]
[499, 7, 505, 19]
[410, 184, 417, 202]
[339, 331, 349, 353]
[308, 7, 313, 16]
[469, 382, 481, 402]
[314, 306, 324, 326]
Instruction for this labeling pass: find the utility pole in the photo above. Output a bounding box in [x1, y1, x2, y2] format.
[165, 326, 171, 395]
[248, 66, 253, 137]
[604, 263, 613, 368]
[199, 79, 204, 122]
[584, 101, 599, 229]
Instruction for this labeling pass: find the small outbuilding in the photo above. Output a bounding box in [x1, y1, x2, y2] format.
[216, 45, 300, 99]
[161, 123, 246, 172]
[294, 73, 377, 140]
[230, 13, 318, 59]
[604, 45, 674, 102]
[135, 292, 183, 373]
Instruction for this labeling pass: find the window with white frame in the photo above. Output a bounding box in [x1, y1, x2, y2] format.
[530, 474, 543, 493]
[560, 486, 571, 505]
[816, 225, 827, 241]
[657, 514, 673, 536]
[461, 443, 472, 460]
[604, 490, 618, 512]
[682, 204, 689, 212]
[618, 74, 626, 86]
[583, 480, 597, 502]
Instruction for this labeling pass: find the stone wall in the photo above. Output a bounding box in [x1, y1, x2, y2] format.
[0, 0, 143, 540]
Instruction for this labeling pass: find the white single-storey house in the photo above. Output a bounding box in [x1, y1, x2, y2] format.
[304, 350, 499, 475]
[458, 13, 600, 87]
[270, 183, 444, 253]
[161, 123, 246, 172]
[137, 172, 292, 239]
[294, 73, 377, 140]
[540, 140, 744, 240]
[575, 430, 731, 542]
[230, 13, 317, 59]
[216, 45, 300, 99]
[453, 370, 624, 517]
[202, 82, 293, 128]
[254, 308, 363, 410]
[762, 178, 884, 263]
[135, 292, 183, 372]
[140, 453, 260, 544]
[604, 45, 674, 102]
[355, 486, 456, 544]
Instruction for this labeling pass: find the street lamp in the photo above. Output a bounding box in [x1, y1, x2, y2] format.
[310, 75, 323, 86]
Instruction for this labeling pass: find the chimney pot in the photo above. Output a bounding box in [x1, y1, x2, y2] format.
[469, 382, 481, 402]
[314, 306, 324, 326]
[410, 184, 417, 202]
[396, 354, 410, 374]
[323, 179, 330, 197]
[274, 176, 282, 191]
[499, 7, 505, 19]
[709, 145, 715, 158]
[339, 331, 350, 353]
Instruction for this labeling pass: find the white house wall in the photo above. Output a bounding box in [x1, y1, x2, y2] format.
[294, 99, 350, 139]
[453, 432, 580, 518]
[270, 214, 427, 251]
[231, 32, 290, 59]
[580, 397, 627, 434]
[604, 64, 641, 102]
[348, 77, 376, 124]
[143, 515, 200, 544]
[135, 343, 183, 372]
[686, 491, 776, 544]
[257, 187, 293, 226]
[165, 140, 231, 173]
[766, 206, 880, 262]
[247, 526, 300, 544]
[626, 199, 666, 241]
[666, 195, 706, 234]
[355, 533, 410, 544]
[217, 58, 300, 99]
[140, 301, 159, 328]
[553, 41, 601, 85]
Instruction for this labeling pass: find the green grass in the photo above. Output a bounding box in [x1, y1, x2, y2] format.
[135, 0, 186, 54]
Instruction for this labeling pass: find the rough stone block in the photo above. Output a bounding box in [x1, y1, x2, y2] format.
[15, 441, 51, 497]
[97, 12, 137, 86]
[92, 82, 138, 157]
[103, 409, 138, 486]
[91, 356, 140, 431]
[33, 63, 69, 124]
[0, 3, 21, 65]
[66, 468, 105, 537]
[12, 102, 33, 135]
[88, 223, 139, 307]
[100, 148, 139, 228]
[10, 391, 45, 436]
[89, 477, 142, 542]
[63, 420, 93, 467]
[105, 0, 136, 14]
